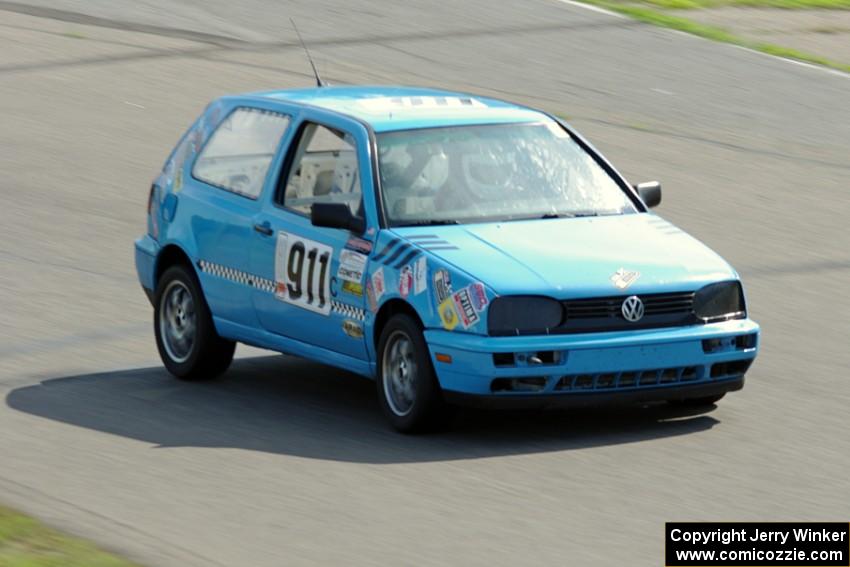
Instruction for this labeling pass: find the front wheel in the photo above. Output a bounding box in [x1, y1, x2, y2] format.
[154, 265, 235, 380]
[377, 314, 449, 433]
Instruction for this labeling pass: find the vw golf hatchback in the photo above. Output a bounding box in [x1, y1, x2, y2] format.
[135, 86, 759, 432]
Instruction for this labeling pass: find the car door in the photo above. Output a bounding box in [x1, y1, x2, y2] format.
[249, 113, 373, 360]
[185, 104, 291, 326]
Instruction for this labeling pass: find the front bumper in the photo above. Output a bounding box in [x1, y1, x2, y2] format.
[424, 318, 759, 405]
[444, 376, 744, 409]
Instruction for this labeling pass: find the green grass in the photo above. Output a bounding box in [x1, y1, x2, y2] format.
[753, 41, 849, 70]
[580, 0, 850, 73]
[0, 505, 141, 567]
[613, 0, 850, 9]
[807, 25, 850, 32]
[612, 4, 741, 39]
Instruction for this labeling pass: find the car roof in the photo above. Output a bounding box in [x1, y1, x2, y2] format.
[247, 86, 549, 132]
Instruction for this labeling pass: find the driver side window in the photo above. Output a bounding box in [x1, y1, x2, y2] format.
[280, 122, 362, 216]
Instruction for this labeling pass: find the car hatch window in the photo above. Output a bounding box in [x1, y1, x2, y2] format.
[280, 122, 362, 216]
[193, 107, 290, 199]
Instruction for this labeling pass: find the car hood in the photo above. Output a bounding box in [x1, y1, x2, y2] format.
[391, 214, 737, 297]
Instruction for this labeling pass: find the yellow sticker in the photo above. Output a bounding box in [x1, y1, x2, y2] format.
[342, 280, 363, 297]
[438, 297, 459, 331]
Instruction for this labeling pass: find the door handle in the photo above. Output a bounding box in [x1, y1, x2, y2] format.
[253, 221, 273, 236]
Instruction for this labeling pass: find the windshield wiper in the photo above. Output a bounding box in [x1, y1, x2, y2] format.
[533, 210, 620, 220]
[566, 210, 623, 218]
[394, 219, 460, 227]
[501, 213, 574, 222]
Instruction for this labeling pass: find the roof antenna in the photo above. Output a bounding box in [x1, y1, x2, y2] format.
[290, 18, 325, 87]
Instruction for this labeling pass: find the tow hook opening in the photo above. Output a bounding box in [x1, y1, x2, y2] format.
[490, 377, 547, 393]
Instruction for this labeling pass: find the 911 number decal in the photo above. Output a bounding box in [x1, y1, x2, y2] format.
[274, 231, 332, 315]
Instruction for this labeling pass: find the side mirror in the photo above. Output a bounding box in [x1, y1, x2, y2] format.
[311, 202, 366, 233]
[635, 181, 662, 209]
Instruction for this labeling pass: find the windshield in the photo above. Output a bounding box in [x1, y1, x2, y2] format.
[377, 122, 637, 226]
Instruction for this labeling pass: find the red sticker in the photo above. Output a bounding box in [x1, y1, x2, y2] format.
[470, 282, 488, 312]
[398, 266, 413, 298]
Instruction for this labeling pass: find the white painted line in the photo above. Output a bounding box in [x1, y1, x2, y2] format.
[780, 57, 821, 71]
[779, 58, 848, 78]
[669, 30, 698, 39]
[652, 87, 674, 95]
[123, 101, 145, 109]
[550, 0, 849, 80]
[551, 0, 626, 19]
[729, 44, 849, 79]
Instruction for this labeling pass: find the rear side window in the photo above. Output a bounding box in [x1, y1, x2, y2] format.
[193, 107, 290, 199]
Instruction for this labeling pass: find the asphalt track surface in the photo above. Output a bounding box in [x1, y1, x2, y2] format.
[0, 1, 848, 565]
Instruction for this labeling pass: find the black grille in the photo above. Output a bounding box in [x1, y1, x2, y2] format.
[555, 365, 703, 391]
[565, 292, 694, 318]
[557, 292, 697, 334]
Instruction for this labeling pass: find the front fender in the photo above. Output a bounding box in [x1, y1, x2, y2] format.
[365, 231, 497, 340]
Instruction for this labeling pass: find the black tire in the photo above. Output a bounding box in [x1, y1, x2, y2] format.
[669, 393, 726, 407]
[154, 264, 235, 381]
[376, 314, 450, 433]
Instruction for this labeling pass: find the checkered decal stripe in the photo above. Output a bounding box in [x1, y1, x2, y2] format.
[254, 278, 275, 293]
[198, 260, 274, 293]
[332, 301, 366, 321]
[199, 261, 366, 320]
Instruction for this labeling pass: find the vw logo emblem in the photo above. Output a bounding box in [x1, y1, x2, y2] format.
[621, 295, 645, 322]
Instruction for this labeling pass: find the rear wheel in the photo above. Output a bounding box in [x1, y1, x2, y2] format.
[377, 314, 449, 433]
[154, 264, 235, 380]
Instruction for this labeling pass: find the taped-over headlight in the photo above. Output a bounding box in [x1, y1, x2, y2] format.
[693, 281, 746, 323]
[488, 296, 563, 336]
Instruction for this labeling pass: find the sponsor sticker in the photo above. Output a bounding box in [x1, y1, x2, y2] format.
[173, 137, 191, 172]
[208, 102, 223, 126]
[372, 267, 386, 301]
[345, 236, 373, 254]
[413, 256, 427, 295]
[398, 265, 413, 299]
[341, 280, 363, 297]
[452, 288, 479, 328]
[191, 124, 204, 154]
[163, 159, 175, 184]
[433, 269, 452, 303]
[337, 249, 367, 283]
[342, 319, 364, 339]
[274, 231, 332, 315]
[610, 268, 640, 290]
[366, 280, 377, 312]
[274, 233, 289, 300]
[469, 282, 488, 312]
[438, 297, 460, 331]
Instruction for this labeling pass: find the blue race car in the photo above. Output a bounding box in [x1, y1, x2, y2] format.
[135, 86, 759, 432]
